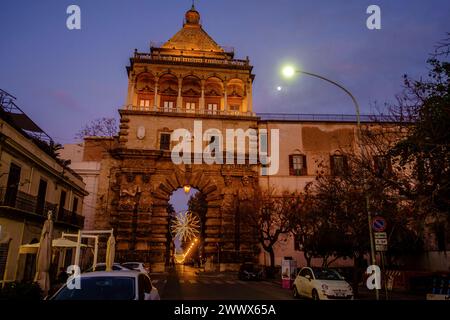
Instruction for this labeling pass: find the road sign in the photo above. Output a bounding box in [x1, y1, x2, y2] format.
[374, 232, 387, 239]
[372, 216, 387, 232]
[375, 239, 388, 245]
[374, 231, 388, 251]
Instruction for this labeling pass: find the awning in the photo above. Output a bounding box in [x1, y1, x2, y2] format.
[19, 238, 91, 254]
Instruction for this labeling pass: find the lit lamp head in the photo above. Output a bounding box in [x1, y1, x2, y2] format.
[282, 65, 296, 78]
[183, 185, 191, 194]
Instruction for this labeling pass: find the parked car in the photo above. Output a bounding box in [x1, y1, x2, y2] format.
[122, 262, 151, 274]
[84, 263, 131, 273]
[238, 262, 263, 281]
[293, 267, 354, 300]
[50, 271, 160, 300]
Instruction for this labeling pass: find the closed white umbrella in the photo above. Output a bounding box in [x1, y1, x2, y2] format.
[34, 211, 54, 296]
[105, 234, 116, 272]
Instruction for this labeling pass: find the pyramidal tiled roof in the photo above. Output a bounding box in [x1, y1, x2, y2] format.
[162, 26, 225, 53]
[161, 6, 225, 54]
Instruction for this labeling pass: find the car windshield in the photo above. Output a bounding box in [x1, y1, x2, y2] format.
[312, 269, 343, 281]
[52, 276, 135, 300]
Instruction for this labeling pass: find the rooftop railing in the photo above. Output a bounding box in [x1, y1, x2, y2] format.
[256, 113, 395, 122]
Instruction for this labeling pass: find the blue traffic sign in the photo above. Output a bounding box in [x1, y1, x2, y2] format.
[372, 216, 387, 232]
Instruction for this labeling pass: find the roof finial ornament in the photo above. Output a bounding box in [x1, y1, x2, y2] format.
[185, 0, 200, 26]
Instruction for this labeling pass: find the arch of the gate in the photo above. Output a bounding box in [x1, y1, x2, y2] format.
[109, 155, 260, 272]
[149, 163, 259, 272]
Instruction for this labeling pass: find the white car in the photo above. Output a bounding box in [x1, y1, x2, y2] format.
[50, 271, 160, 300]
[293, 267, 354, 300]
[122, 262, 151, 274]
[84, 263, 131, 273]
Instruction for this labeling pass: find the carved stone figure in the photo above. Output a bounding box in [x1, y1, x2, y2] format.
[221, 176, 236, 215]
[136, 174, 153, 213]
[118, 174, 141, 211]
[238, 176, 254, 202]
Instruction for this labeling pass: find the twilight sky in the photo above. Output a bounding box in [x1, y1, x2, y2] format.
[0, 0, 449, 144]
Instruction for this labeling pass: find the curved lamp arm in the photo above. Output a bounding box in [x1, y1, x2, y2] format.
[296, 71, 361, 127]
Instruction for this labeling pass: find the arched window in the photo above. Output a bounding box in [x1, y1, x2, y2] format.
[289, 153, 307, 176]
[205, 77, 223, 115]
[330, 153, 348, 176]
[227, 79, 245, 113]
[136, 73, 155, 110]
[182, 75, 201, 112]
[159, 74, 178, 111]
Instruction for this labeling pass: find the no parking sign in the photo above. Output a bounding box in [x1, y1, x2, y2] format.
[372, 216, 387, 232]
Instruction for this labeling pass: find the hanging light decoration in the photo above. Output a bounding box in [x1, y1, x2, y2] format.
[183, 185, 191, 194]
[171, 211, 200, 242]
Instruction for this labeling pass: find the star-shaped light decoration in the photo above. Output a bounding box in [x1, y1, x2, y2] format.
[171, 211, 200, 242]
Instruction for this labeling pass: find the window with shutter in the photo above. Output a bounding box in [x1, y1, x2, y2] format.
[4, 163, 21, 207]
[289, 154, 307, 176]
[160, 133, 171, 151]
[331, 155, 348, 176]
[374, 156, 391, 175]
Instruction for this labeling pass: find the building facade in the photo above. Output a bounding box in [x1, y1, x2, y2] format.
[61, 6, 377, 272]
[0, 90, 87, 283]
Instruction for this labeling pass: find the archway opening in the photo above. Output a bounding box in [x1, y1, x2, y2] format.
[167, 187, 207, 267]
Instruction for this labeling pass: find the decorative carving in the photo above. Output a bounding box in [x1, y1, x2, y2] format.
[118, 174, 141, 211]
[137, 126, 146, 140]
[136, 174, 153, 213]
[221, 176, 237, 216]
[238, 176, 255, 214]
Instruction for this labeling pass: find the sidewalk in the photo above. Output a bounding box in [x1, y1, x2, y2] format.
[356, 286, 425, 300]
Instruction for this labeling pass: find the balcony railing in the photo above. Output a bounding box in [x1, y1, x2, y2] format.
[57, 208, 85, 227]
[257, 113, 395, 122]
[122, 105, 256, 117]
[133, 52, 251, 69]
[0, 190, 84, 227]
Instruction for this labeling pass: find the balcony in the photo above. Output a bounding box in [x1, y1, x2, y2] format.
[132, 52, 251, 71]
[122, 105, 256, 118]
[0, 190, 84, 228]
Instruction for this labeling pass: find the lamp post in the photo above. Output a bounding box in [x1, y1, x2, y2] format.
[281, 66, 379, 300]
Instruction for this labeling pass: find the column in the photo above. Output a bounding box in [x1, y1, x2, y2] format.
[224, 80, 228, 113]
[200, 80, 205, 112]
[247, 80, 253, 114]
[177, 78, 183, 110]
[154, 78, 159, 111]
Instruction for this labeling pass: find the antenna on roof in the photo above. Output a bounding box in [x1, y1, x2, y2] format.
[192, 0, 195, 9]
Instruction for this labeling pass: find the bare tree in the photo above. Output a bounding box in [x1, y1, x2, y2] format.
[245, 188, 298, 269]
[75, 117, 118, 140]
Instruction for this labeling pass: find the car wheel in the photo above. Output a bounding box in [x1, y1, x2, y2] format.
[312, 289, 320, 301]
[293, 285, 300, 299]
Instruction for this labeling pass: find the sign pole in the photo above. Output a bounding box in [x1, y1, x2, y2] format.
[367, 203, 379, 300]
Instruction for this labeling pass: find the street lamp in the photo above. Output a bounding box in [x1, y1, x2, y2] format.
[281, 65, 379, 300]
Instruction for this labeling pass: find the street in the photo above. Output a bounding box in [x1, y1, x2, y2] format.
[151, 266, 293, 300]
[149, 265, 425, 300]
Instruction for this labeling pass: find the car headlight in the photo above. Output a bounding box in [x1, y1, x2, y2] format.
[321, 284, 329, 291]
